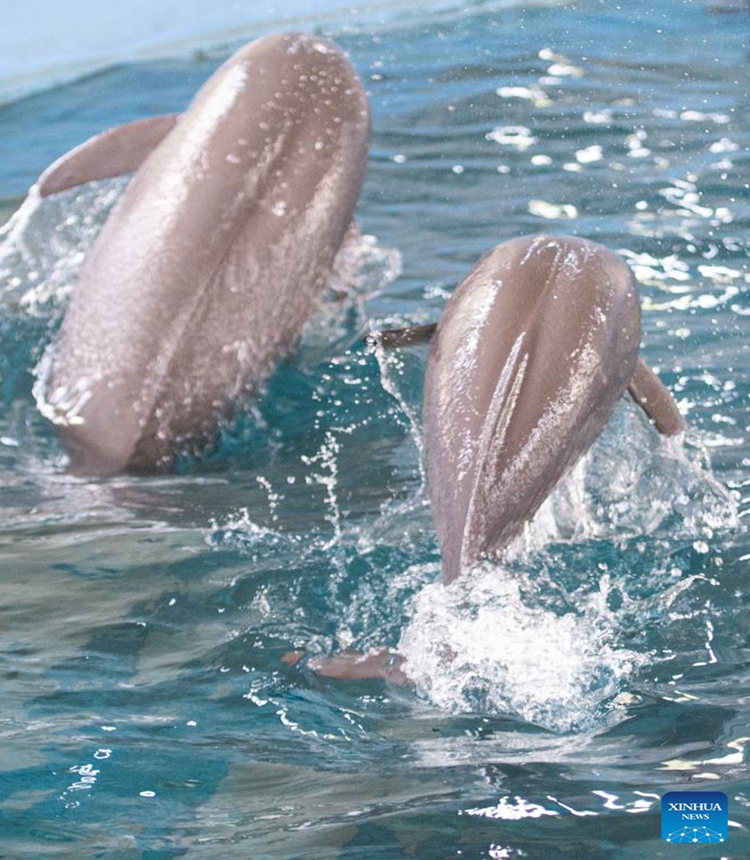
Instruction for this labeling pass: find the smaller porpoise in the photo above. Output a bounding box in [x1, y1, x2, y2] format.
[32, 32, 369, 474]
[284, 234, 685, 679]
[419, 234, 684, 583]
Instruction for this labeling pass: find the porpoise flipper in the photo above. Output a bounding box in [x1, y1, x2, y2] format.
[628, 357, 686, 436]
[37, 114, 180, 197]
[365, 322, 437, 348]
[282, 648, 409, 684]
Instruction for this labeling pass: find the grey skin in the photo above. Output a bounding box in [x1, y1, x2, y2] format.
[34, 32, 370, 474]
[371, 235, 683, 583]
[422, 234, 683, 583]
[289, 234, 684, 678]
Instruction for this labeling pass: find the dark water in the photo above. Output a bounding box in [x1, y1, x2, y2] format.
[0, 0, 748, 857]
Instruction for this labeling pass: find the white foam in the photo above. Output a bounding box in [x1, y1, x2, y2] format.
[398, 565, 647, 732]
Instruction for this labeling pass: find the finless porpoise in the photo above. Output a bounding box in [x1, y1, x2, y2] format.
[32, 32, 370, 473]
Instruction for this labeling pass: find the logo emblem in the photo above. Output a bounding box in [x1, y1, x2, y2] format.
[661, 791, 728, 844]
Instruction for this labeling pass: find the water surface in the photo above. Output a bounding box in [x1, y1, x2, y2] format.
[0, 1, 748, 857]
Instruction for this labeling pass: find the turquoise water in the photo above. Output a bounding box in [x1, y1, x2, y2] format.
[0, 0, 748, 857]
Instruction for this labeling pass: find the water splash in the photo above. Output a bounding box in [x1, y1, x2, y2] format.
[371, 336, 428, 478]
[378, 365, 738, 732]
[208, 329, 739, 734]
[301, 431, 344, 551]
[398, 565, 648, 733]
[0, 178, 129, 320]
[510, 401, 739, 558]
[205, 507, 281, 555]
[296, 229, 402, 368]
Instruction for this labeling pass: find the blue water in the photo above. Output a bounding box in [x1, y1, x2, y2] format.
[0, 0, 748, 857]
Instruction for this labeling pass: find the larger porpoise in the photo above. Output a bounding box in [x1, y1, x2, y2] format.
[33, 32, 370, 474]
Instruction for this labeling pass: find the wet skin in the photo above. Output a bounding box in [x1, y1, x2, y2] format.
[33, 32, 370, 474]
[422, 234, 683, 583]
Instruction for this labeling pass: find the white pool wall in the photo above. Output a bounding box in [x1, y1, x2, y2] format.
[0, 0, 567, 105]
[0, 0, 381, 104]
